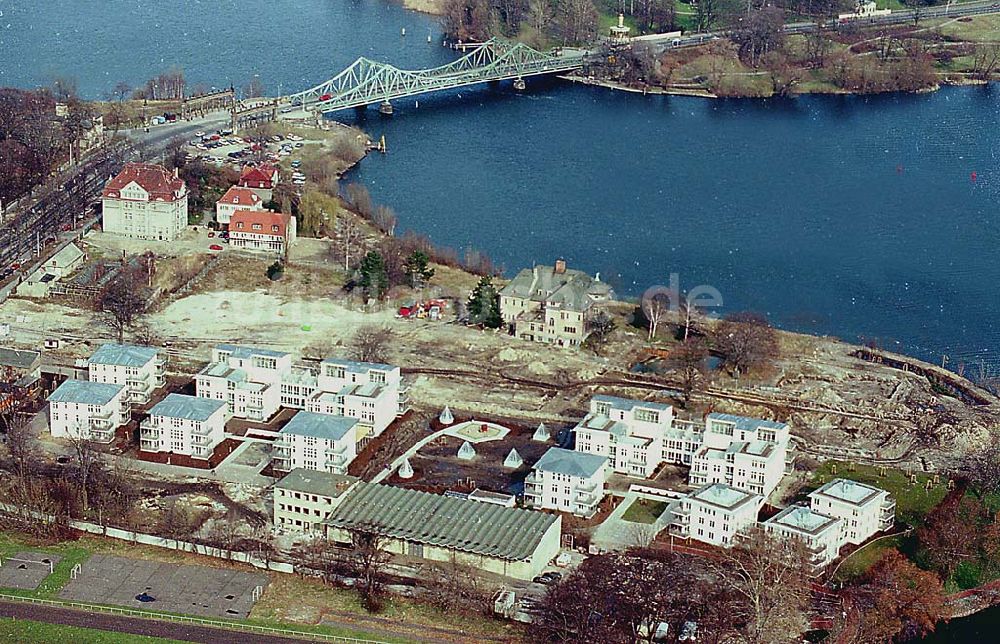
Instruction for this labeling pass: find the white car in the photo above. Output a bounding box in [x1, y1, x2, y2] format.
[195, 131, 205, 137]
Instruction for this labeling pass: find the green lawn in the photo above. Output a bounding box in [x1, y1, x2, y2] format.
[807, 461, 949, 528]
[833, 535, 902, 582]
[0, 617, 185, 643]
[622, 498, 669, 524]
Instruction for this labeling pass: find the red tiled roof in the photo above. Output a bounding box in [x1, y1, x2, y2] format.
[102, 163, 185, 201]
[238, 163, 278, 189]
[230, 209, 289, 238]
[218, 186, 263, 207]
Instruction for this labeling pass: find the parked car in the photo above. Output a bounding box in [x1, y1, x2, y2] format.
[209, 244, 223, 251]
[532, 571, 562, 585]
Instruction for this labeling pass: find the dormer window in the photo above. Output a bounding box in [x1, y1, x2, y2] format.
[271, 225, 279, 232]
[252, 223, 262, 231]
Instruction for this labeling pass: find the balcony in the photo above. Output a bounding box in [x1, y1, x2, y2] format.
[90, 425, 115, 443]
[140, 438, 158, 451]
[190, 423, 212, 436]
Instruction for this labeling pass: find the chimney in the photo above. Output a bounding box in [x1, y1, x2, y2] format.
[554, 258, 566, 274]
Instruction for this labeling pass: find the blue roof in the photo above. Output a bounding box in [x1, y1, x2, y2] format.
[533, 447, 607, 479]
[593, 394, 672, 413]
[216, 344, 289, 359]
[49, 379, 123, 405]
[280, 411, 358, 441]
[88, 343, 157, 368]
[707, 413, 787, 432]
[321, 358, 395, 373]
[149, 394, 226, 422]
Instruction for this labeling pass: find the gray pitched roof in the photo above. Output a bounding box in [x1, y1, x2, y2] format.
[500, 264, 613, 311]
[0, 348, 40, 370]
[324, 482, 559, 561]
[276, 468, 359, 498]
[533, 447, 607, 479]
[48, 379, 123, 405]
[149, 394, 226, 421]
[280, 411, 357, 441]
[49, 242, 83, 268]
[88, 343, 157, 368]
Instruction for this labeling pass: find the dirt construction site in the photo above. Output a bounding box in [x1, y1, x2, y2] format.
[3, 226, 1000, 485]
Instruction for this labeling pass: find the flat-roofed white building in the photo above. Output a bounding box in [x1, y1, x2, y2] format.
[524, 446, 608, 518]
[273, 411, 359, 475]
[573, 395, 674, 478]
[764, 505, 845, 573]
[273, 468, 360, 535]
[196, 344, 290, 421]
[307, 358, 406, 445]
[47, 379, 129, 443]
[670, 482, 763, 547]
[809, 479, 895, 545]
[689, 413, 791, 498]
[87, 343, 165, 405]
[140, 394, 227, 460]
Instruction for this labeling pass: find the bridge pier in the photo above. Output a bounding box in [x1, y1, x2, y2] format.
[379, 100, 393, 116]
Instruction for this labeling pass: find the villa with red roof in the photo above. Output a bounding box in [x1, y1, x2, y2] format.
[229, 209, 296, 256]
[101, 163, 188, 241]
[238, 163, 279, 201]
[216, 185, 263, 225]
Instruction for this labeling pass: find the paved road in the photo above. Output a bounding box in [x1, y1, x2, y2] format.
[0, 600, 314, 643]
[123, 112, 231, 152]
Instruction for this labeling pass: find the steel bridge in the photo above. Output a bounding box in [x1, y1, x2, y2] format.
[286, 39, 586, 113]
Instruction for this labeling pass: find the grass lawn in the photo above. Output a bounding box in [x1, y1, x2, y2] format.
[807, 461, 949, 528]
[939, 15, 1000, 43]
[832, 535, 902, 582]
[0, 617, 184, 644]
[622, 498, 669, 524]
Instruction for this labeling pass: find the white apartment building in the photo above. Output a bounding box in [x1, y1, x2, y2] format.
[524, 447, 608, 518]
[273, 469, 360, 535]
[670, 482, 763, 547]
[273, 411, 359, 475]
[47, 379, 129, 443]
[215, 185, 263, 225]
[305, 358, 407, 445]
[764, 505, 845, 573]
[689, 413, 791, 498]
[809, 479, 895, 545]
[87, 343, 165, 404]
[140, 394, 227, 460]
[573, 395, 674, 478]
[196, 345, 291, 421]
[101, 163, 188, 241]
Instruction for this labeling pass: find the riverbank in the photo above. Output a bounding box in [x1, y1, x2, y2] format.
[401, 0, 445, 15]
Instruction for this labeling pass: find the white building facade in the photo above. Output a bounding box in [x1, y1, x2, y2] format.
[273, 469, 360, 535]
[670, 482, 763, 547]
[764, 505, 845, 573]
[305, 358, 406, 446]
[689, 413, 791, 498]
[140, 394, 228, 459]
[272, 411, 359, 475]
[573, 395, 674, 478]
[101, 163, 188, 241]
[524, 446, 608, 518]
[47, 379, 129, 443]
[196, 345, 291, 421]
[809, 479, 895, 545]
[87, 343, 165, 405]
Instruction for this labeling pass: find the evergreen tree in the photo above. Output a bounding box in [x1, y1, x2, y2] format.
[403, 250, 435, 289]
[359, 251, 389, 300]
[467, 276, 502, 328]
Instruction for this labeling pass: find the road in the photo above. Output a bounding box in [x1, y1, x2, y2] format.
[0, 600, 314, 643]
[124, 112, 231, 151]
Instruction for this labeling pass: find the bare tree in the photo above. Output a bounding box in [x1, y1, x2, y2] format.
[0, 410, 37, 482]
[349, 326, 394, 364]
[347, 525, 393, 612]
[713, 311, 779, 378]
[68, 435, 102, 513]
[641, 291, 671, 341]
[336, 215, 364, 270]
[710, 527, 812, 644]
[422, 557, 496, 615]
[668, 336, 709, 408]
[964, 443, 1000, 495]
[94, 270, 147, 343]
[973, 43, 1000, 81]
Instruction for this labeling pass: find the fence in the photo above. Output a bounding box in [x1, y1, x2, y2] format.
[0, 593, 391, 643]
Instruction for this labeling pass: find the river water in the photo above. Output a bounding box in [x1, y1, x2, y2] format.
[3, 0, 1000, 370]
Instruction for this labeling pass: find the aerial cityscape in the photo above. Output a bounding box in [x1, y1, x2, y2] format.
[1, 0, 999, 642]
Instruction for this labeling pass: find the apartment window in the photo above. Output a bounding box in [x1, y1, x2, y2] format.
[252, 223, 262, 231]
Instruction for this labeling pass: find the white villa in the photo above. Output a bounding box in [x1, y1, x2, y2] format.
[670, 482, 763, 547]
[47, 379, 129, 443]
[140, 394, 228, 460]
[273, 411, 359, 475]
[764, 505, 845, 573]
[101, 163, 188, 241]
[689, 413, 791, 498]
[524, 446, 608, 518]
[196, 345, 291, 421]
[87, 343, 165, 405]
[809, 478, 895, 545]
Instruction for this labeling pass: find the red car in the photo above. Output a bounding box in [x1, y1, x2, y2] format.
[319, 93, 332, 102]
[208, 231, 215, 238]
[209, 244, 223, 251]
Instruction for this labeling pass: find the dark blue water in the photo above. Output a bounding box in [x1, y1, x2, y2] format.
[921, 606, 1000, 642]
[3, 0, 1000, 369]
